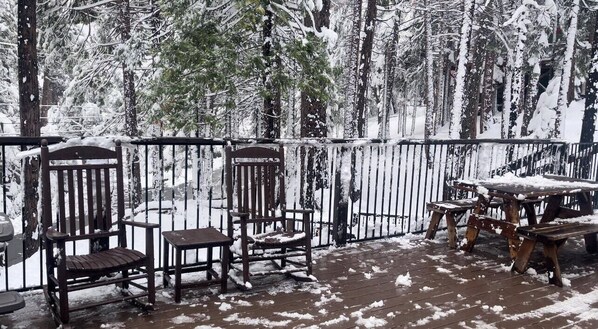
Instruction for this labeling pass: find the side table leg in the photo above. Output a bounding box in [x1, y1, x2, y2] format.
[163, 238, 169, 288]
[221, 245, 229, 294]
[207, 246, 213, 280]
[175, 247, 182, 303]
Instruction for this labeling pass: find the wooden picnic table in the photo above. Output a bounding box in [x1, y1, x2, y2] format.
[454, 174, 598, 259]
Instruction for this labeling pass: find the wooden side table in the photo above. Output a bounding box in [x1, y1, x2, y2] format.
[162, 227, 233, 303]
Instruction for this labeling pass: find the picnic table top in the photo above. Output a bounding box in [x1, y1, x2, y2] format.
[454, 174, 598, 199]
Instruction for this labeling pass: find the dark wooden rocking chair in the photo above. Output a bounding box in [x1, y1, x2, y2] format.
[40, 139, 158, 325]
[225, 145, 314, 288]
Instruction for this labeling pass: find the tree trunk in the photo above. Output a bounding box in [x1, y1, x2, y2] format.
[450, 0, 474, 139]
[463, 1, 494, 139]
[40, 72, 62, 127]
[424, 1, 434, 140]
[579, 12, 598, 179]
[299, 0, 330, 208]
[480, 50, 496, 133]
[355, 0, 376, 138]
[119, 0, 142, 207]
[501, 50, 513, 139]
[380, 8, 400, 139]
[18, 0, 41, 260]
[261, 1, 280, 139]
[344, 0, 362, 139]
[508, 7, 529, 139]
[555, 0, 580, 139]
[580, 11, 598, 145]
[521, 63, 540, 136]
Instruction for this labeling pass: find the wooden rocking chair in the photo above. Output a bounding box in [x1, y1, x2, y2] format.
[40, 139, 158, 325]
[225, 145, 314, 288]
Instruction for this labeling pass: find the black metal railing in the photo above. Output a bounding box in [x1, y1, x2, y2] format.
[1, 137, 598, 291]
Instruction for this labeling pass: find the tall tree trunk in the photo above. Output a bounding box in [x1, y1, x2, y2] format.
[355, 0, 376, 138]
[463, 1, 494, 139]
[508, 7, 529, 139]
[300, 1, 330, 207]
[424, 1, 434, 140]
[380, 8, 399, 139]
[18, 0, 41, 259]
[501, 50, 513, 139]
[555, 0, 580, 139]
[336, 0, 362, 245]
[521, 63, 541, 136]
[119, 0, 141, 207]
[480, 50, 496, 133]
[344, 0, 362, 139]
[450, 0, 474, 139]
[261, 1, 279, 139]
[580, 11, 598, 177]
[40, 73, 62, 127]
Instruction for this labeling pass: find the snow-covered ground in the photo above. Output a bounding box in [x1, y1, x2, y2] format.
[369, 98, 591, 143]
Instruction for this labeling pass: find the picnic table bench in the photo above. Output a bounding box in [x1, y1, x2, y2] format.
[425, 197, 541, 248]
[512, 220, 598, 287]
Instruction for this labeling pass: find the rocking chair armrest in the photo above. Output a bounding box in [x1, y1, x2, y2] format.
[283, 208, 314, 214]
[46, 227, 69, 241]
[122, 220, 160, 229]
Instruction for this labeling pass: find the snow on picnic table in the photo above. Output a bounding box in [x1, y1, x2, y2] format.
[456, 173, 598, 199]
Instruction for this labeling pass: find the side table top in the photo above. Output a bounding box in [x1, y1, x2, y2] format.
[162, 227, 232, 248]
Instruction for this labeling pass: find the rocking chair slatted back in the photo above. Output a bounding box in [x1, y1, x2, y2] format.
[41, 145, 124, 245]
[227, 147, 286, 233]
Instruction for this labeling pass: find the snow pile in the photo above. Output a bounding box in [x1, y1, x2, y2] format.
[395, 272, 412, 287]
[351, 300, 388, 328]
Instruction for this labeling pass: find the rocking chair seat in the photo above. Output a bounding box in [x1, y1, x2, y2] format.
[66, 247, 146, 276]
[249, 230, 307, 248]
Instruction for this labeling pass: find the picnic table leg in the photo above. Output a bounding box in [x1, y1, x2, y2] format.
[446, 213, 458, 249]
[540, 195, 563, 223]
[544, 240, 565, 287]
[461, 214, 480, 252]
[511, 238, 536, 273]
[461, 196, 490, 252]
[522, 203, 537, 226]
[577, 192, 598, 253]
[503, 199, 521, 259]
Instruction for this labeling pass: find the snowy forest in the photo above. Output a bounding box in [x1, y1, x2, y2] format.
[1, 0, 598, 143]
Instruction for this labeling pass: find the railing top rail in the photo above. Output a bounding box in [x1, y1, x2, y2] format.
[127, 137, 566, 147]
[0, 136, 64, 146]
[0, 135, 571, 147]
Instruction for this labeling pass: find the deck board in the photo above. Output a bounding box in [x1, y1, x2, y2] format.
[2, 232, 598, 328]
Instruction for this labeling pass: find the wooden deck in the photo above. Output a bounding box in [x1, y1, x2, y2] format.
[3, 231, 598, 328]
